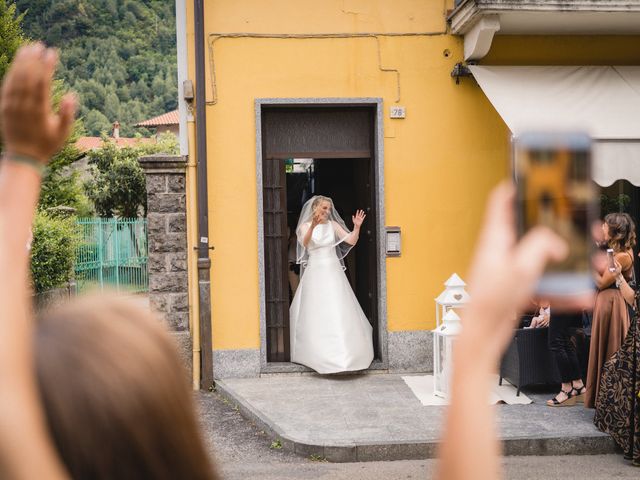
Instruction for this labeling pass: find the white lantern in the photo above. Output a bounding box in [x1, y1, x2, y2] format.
[433, 308, 462, 399]
[434, 273, 470, 328]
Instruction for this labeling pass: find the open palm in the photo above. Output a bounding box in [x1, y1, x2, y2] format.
[352, 209, 366, 228]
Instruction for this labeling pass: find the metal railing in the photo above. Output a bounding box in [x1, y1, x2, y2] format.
[75, 218, 148, 293]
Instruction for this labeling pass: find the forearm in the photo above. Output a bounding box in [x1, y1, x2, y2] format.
[0, 160, 69, 480]
[0, 395, 69, 479]
[436, 320, 503, 480]
[345, 226, 360, 246]
[617, 275, 636, 306]
[302, 225, 314, 247]
[593, 270, 614, 290]
[0, 160, 41, 368]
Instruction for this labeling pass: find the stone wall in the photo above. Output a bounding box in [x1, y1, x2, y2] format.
[33, 283, 76, 312]
[139, 155, 190, 331]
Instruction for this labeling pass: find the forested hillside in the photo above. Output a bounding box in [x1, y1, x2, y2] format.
[15, 0, 177, 137]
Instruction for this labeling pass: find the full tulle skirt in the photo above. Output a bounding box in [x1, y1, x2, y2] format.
[289, 254, 374, 374]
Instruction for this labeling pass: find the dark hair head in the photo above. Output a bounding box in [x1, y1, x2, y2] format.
[604, 212, 636, 253]
[35, 296, 218, 480]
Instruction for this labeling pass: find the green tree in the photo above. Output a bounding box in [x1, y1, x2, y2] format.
[15, 0, 178, 137]
[85, 135, 178, 218]
[0, 1, 24, 80]
[103, 91, 121, 124]
[85, 141, 147, 218]
[37, 82, 94, 217]
[84, 109, 112, 136]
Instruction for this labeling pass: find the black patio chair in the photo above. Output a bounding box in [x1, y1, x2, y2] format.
[499, 316, 589, 396]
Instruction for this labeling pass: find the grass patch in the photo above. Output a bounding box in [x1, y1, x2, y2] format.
[270, 439, 283, 450]
[309, 454, 327, 462]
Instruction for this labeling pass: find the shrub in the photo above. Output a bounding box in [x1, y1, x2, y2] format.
[30, 212, 78, 293]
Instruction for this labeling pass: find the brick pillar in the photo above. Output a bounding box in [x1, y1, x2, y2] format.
[139, 155, 189, 331]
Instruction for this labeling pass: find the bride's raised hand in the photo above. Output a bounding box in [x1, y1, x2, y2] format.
[311, 211, 322, 228]
[352, 209, 366, 228]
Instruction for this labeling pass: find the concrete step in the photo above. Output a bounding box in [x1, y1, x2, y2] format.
[214, 374, 616, 463]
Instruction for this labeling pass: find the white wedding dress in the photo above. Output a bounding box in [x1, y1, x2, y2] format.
[290, 221, 374, 373]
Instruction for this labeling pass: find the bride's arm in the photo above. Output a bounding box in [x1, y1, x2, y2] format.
[332, 221, 356, 245]
[335, 210, 366, 246]
[299, 222, 314, 248]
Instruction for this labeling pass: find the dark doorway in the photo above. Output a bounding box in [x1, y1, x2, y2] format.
[261, 106, 379, 364]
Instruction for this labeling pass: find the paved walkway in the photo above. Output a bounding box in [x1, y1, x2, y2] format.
[216, 373, 616, 463]
[197, 392, 636, 480]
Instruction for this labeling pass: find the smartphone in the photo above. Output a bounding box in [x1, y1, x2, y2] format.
[514, 132, 597, 297]
[606, 248, 616, 273]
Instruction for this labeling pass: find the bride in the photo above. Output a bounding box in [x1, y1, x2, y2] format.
[290, 195, 374, 373]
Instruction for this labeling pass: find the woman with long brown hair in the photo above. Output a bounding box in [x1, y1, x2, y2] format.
[585, 212, 636, 408]
[35, 297, 218, 480]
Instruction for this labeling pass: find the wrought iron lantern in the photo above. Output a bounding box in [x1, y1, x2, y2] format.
[433, 308, 462, 399]
[434, 273, 470, 328]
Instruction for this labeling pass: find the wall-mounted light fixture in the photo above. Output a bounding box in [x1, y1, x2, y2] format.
[450, 62, 473, 85]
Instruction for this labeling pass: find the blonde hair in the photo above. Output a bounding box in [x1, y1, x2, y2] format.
[311, 195, 331, 211]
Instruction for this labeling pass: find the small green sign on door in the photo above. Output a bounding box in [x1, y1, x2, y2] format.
[285, 158, 294, 173]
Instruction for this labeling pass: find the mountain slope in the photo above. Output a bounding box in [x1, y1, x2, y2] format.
[15, 0, 177, 137]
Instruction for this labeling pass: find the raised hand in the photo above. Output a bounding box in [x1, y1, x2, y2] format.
[437, 183, 571, 480]
[311, 211, 323, 228]
[352, 209, 366, 228]
[0, 43, 75, 480]
[463, 183, 570, 362]
[0, 43, 77, 164]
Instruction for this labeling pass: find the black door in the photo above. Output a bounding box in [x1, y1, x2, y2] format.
[313, 158, 378, 357]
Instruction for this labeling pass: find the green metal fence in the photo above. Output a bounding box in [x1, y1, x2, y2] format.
[75, 218, 149, 293]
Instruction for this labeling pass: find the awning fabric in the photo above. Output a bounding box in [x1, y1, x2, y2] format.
[469, 65, 640, 187]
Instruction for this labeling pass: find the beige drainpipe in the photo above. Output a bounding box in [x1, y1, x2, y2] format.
[176, 0, 202, 390]
[186, 120, 201, 390]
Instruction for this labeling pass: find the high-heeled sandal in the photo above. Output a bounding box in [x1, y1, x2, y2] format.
[571, 385, 586, 403]
[546, 389, 576, 407]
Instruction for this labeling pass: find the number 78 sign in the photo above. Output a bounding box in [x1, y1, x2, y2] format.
[390, 106, 406, 119]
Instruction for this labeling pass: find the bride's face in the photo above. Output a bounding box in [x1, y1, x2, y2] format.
[315, 201, 331, 222]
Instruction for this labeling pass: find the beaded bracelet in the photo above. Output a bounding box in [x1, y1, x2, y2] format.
[2, 152, 45, 175]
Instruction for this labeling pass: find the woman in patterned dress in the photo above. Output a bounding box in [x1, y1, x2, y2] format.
[594, 260, 640, 466]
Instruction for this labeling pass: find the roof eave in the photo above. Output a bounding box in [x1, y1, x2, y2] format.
[450, 1, 640, 34]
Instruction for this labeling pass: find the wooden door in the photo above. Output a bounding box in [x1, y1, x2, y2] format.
[263, 158, 290, 362]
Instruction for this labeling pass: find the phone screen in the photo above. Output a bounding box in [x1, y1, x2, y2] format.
[514, 132, 597, 296]
[606, 249, 616, 272]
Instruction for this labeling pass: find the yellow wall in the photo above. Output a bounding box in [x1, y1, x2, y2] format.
[186, 1, 640, 351]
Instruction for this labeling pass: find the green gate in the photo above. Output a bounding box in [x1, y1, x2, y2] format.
[75, 218, 148, 293]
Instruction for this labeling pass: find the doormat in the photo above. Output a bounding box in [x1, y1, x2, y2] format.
[401, 375, 532, 406]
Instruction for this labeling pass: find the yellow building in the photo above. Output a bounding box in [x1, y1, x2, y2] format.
[175, 0, 640, 382]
